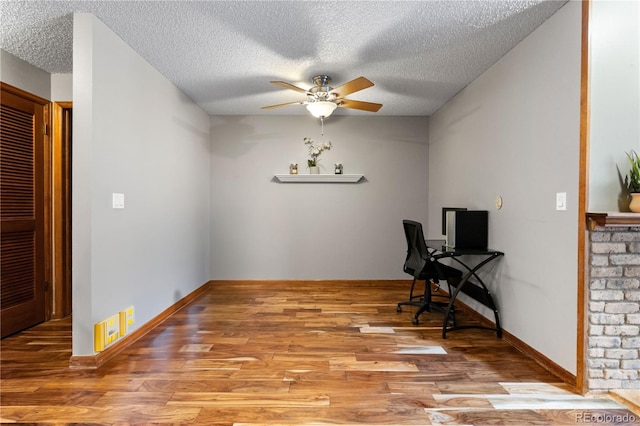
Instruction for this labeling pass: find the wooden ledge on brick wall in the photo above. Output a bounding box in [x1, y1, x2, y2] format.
[586, 212, 640, 231]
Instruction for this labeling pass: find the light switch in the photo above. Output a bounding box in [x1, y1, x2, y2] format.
[556, 192, 566, 211]
[112, 193, 125, 209]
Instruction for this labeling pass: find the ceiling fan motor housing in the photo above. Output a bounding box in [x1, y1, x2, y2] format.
[309, 75, 335, 101]
[311, 75, 332, 87]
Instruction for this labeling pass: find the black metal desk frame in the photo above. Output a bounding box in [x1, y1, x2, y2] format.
[425, 240, 504, 338]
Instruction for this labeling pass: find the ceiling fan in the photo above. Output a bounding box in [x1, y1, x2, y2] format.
[261, 75, 382, 118]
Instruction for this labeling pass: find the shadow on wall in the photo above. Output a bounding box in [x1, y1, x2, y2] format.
[172, 115, 210, 146]
[210, 116, 261, 159]
[211, 116, 327, 159]
[617, 167, 632, 212]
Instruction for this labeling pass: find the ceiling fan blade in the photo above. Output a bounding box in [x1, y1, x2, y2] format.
[270, 81, 308, 93]
[261, 101, 304, 110]
[338, 99, 383, 112]
[331, 77, 374, 98]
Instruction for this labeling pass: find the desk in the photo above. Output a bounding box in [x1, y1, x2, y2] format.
[425, 240, 504, 338]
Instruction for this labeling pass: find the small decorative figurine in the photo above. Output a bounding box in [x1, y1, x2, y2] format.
[290, 163, 298, 174]
[334, 162, 343, 174]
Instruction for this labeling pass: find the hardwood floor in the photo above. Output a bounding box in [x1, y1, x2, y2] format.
[1, 281, 637, 425]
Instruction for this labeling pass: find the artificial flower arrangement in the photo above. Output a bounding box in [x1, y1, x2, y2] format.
[304, 137, 332, 168]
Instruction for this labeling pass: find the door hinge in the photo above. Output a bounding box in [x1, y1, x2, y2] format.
[44, 281, 50, 292]
[43, 124, 49, 135]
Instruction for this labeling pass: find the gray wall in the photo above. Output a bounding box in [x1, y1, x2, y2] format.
[209, 115, 429, 279]
[51, 73, 73, 101]
[72, 14, 211, 355]
[588, 0, 640, 212]
[427, 1, 582, 373]
[0, 49, 50, 99]
[0, 49, 72, 102]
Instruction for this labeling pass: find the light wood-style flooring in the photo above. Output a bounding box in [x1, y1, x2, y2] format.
[1, 281, 638, 425]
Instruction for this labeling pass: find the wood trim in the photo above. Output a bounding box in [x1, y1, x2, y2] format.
[608, 390, 640, 416]
[586, 212, 640, 230]
[503, 326, 576, 388]
[576, 0, 591, 395]
[43, 101, 52, 321]
[51, 102, 72, 319]
[69, 281, 211, 369]
[209, 279, 411, 286]
[0, 82, 49, 105]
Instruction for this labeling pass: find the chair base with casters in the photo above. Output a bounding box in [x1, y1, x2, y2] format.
[396, 275, 460, 325]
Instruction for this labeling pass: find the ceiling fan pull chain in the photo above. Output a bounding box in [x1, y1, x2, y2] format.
[321, 116, 324, 136]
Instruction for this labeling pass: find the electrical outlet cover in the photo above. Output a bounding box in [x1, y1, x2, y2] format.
[94, 314, 120, 352]
[119, 306, 135, 337]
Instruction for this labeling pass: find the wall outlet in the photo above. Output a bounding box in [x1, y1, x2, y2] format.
[119, 305, 135, 337]
[94, 314, 120, 352]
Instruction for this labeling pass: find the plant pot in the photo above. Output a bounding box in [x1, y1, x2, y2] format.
[309, 166, 320, 174]
[630, 193, 640, 213]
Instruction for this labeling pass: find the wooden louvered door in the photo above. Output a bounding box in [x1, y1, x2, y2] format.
[1, 85, 47, 338]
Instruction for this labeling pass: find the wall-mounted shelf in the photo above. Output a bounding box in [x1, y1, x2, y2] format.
[274, 174, 364, 183]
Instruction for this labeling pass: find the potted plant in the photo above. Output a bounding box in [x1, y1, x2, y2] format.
[304, 137, 332, 174]
[625, 150, 640, 212]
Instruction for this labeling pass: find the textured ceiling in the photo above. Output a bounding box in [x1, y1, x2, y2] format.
[0, 0, 567, 116]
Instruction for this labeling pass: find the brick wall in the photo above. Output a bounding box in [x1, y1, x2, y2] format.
[587, 225, 640, 391]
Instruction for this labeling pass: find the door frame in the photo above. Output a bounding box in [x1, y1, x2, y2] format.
[51, 101, 72, 319]
[0, 82, 52, 328]
[575, 0, 590, 395]
[1, 83, 73, 329]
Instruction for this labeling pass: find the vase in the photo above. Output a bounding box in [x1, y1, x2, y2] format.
[630, 193, 640, 213]
[309, 166, 320, 174]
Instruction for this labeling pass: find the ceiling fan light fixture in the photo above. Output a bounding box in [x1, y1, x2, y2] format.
[306, 101, 337, 118]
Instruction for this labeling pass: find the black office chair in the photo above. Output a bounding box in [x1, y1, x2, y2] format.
[397, 219, 463, 325]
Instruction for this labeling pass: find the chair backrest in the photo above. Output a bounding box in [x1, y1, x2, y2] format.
[402, 220, 429, 277]
[403, 219, 463, 281]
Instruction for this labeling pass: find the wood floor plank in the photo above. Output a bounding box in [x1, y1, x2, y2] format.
[93, 390, 174, 406]
[193, 406, 432, 426]
[0, 389, 105, 406]
[1, 280, 637, 425]
[141, 379, 291, 393]
[168, 392, 331, 407]
[9, 405, 202, 423]
[38, 377, 146, 391]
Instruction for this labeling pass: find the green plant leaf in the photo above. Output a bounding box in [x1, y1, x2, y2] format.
[626, 150, 640, 192]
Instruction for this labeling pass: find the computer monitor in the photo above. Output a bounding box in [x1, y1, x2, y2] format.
[445, 210, 488, 249]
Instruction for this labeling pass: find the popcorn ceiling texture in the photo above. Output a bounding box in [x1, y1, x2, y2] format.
[0, 0, 566, 116]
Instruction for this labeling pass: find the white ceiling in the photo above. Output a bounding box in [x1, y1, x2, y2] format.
[0, 0, 567, 116]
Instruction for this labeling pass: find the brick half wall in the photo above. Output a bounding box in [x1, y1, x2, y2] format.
[587, 224, 640, 391]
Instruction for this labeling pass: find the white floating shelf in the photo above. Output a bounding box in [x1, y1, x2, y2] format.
[274, 174, 364, 183]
